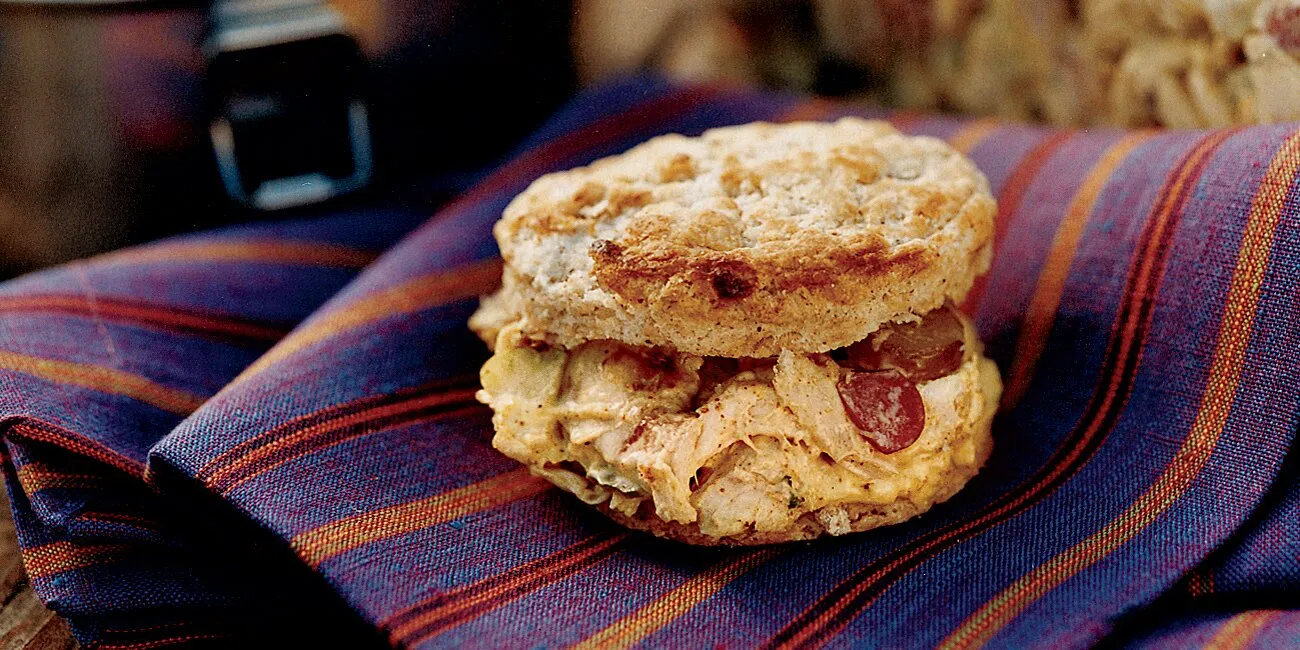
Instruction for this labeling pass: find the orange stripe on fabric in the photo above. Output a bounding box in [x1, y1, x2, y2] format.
[9, 422, 144, 476]
[16, 463, 104, 492]
[291, 468, 550, 568]
[23, 540, 130, 579]
[196, 374, 480, 482]
[90, 239, 376, 269]
[961, 130, 1076, 313]
[947, 119, 1002, 155]
[1203, 611, 1279, 650]
[1002, 132, 1155, 409]
[571, 550, 779, 650]
[231, 258, 503, 385]
[390, 534, 629, 645]
[939, 129, 1300, 650]
[0, 349, 206, 416]
[207, 389, 482, 494]
[0, 295, 287, 341]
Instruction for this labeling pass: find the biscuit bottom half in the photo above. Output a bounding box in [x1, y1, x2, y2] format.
[476, 308, 1001, 546]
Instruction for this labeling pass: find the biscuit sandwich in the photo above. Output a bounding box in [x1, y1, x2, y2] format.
[471, 118, 1001, 545]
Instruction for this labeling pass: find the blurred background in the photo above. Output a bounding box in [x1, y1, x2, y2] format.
[2, 0, 1298, 279]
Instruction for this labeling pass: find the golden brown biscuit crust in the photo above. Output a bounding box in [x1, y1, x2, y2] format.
[491, 118, 995, 357]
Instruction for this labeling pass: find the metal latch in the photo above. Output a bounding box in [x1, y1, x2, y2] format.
[206, 0, 372, 210]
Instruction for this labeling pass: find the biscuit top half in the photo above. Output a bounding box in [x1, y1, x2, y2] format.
[491, 118, 996, 358]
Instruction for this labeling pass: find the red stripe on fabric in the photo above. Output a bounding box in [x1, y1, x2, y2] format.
[81, 511, 160, 528]
[8, 421, 145, 477]
[196, 374, 480, 485]
[97, 619, 232, 649]
[763, 129, 1237, 650]
[89, 239, 378, 270]
[960, 130, 1075, 313]
[383, 534, 626, 630]
[572, 549, 782, 650]
[385, 534, 629, 646]
[0, 295, 289, 343]
[98, 634, 227, 649]
[229, 259, 503, 386]
[209, 398, 486, 496]
[291, 468, 552, 568]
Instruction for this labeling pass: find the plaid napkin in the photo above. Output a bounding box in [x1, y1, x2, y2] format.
[2, 77, 1298, 649]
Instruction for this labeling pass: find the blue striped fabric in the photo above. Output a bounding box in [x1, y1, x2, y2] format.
[0, 77, 1298, 648]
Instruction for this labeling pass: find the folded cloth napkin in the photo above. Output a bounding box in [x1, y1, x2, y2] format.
[1, 77, 1298, 649]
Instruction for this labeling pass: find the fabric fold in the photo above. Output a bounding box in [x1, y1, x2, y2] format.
[0, 210, 427, 646]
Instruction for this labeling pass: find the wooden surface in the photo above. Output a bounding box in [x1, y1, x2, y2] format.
[0, 493, 77, 650]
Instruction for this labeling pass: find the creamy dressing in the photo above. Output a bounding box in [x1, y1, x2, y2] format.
[478, 318, 997, 539]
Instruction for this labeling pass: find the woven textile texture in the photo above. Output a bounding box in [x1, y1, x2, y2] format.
[1, 77, 1298, 648]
